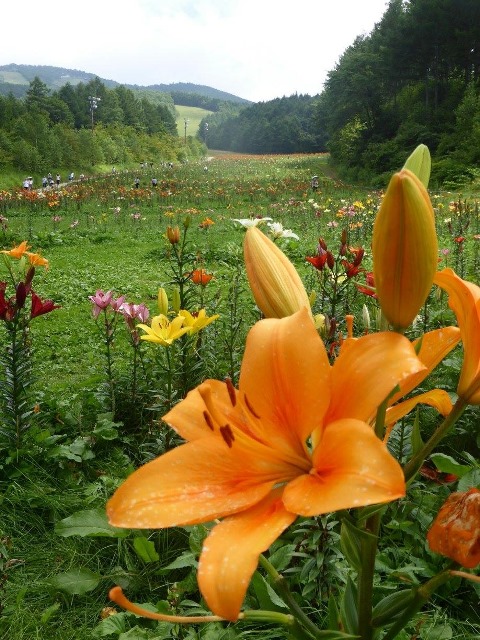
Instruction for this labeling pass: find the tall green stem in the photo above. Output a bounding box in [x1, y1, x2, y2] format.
[357, 512, 381, 639]
[403, 397, 467, 482]
[258, 555, 321, 639]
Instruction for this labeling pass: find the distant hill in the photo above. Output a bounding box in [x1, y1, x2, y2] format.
[0, 63, 251, 106]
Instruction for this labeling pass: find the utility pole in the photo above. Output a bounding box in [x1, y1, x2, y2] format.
[184, 118, 189, 144]
[88, 95, 101, 131]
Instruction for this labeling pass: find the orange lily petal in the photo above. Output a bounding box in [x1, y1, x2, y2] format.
[388, 326, 461, 405]
[164, 380, 234, 442]
[283, 419, 405, 516]
[326, 332, 426, 425]
[240, 308, 330, 456]
[434, 269, 480, 403]
[1, 240, 29, 258]
[198, 489, 296, 621]
[385, 389, 454, 431]
[107, 438, 277, 528]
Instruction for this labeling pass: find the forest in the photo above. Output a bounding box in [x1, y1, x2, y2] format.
[0, 76, 205, 176]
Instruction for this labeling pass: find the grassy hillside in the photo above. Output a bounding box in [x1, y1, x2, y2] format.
[175, 104, 212, 138]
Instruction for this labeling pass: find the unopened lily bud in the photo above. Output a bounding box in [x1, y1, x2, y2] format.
[341, 229, 348, 245]
[308, 290, 316, 307]
[157, 288, 169, 315]
[15, 282, 27, 309]
[171, 288, 181, 314]
[403, 144, 431, 188]
[183, 216, 191, 229]
[372, 169, 438, 331]
[362, 304, 370, 331]
[244, 227, 311, 319]
[166, 226, 180, 245]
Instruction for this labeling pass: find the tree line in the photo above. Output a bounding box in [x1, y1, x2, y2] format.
[0, 77, 202, 175]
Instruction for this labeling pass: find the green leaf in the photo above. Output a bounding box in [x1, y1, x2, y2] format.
[40, 602, 61, 624]
[430, 453, 471, 477]
[340, 576, 358, 636]
[268, 544, 295, 571]
[250, 571, 287, 611]
[94, 611, 128, 637]
[133, 536, 160, 563]
[458, 468, 480, 491]
[161, 551, 197, 571]
[118, 627, 152, 640]
[340, 520, 362, 571]
[55, 508, 128, 538]
[327, 593, 341, 631]
[410, 410, 424, 456]
[49, 567, 101, 595]
[372, 589, 416, 627]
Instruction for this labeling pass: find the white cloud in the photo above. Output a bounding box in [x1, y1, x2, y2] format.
[2, 0, 388, 102]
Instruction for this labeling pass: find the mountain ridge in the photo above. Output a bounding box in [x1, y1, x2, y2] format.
[0, 63, 251, 105]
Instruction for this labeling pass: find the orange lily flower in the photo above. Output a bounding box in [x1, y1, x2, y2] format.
[434, 268, 480, 404]
[190, 268, 213, 286]
[427, 488, 480, 568]
[244, 227, 311, 318]
[1, 240, 30, 258]
[26, 251, 49, 269]
[107, 308, 425, 621]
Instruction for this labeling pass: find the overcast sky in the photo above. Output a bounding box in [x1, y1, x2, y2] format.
[3, 0, 388, 103]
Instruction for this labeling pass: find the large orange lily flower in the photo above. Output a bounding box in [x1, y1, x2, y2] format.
[107, 309, 425, 621]
[434, 268, 480, 404]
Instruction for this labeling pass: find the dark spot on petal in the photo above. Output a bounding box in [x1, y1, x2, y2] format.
[225, 377, 237, 407]
[244, 393, 261, 419]
[203, 410, 215, 430]
[220, 424, 235, 448]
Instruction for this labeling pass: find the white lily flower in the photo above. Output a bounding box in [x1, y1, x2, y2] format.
[232, 217, 273, 228]
[267, 221, 299, 240]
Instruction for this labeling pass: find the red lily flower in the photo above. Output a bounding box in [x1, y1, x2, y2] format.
[30, 291, 60, 318]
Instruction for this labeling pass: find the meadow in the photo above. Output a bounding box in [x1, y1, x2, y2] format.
[0, 152, 479, 640]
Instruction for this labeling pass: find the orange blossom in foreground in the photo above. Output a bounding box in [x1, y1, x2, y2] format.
[107, 308, 426, 621]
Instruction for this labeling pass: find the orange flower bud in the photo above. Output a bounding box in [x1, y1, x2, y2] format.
[166, 226, 180, 244]
[372, 169, 438, 330]
[427, 488, 480, 568]
[244, 227, 311, 319]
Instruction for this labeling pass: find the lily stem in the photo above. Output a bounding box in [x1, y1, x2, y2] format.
[403, 397, 467, 482]
[357, 512, 381, 640]
[259, 554, 321, 639]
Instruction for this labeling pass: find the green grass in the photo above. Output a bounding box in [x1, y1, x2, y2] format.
[0, 154, 479, 639]
[175, 104, 212, 139]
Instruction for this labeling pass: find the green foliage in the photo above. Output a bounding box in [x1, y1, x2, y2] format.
[0, 155, 479, 639]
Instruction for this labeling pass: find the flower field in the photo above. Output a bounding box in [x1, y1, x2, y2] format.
[0, 152, 479, 639]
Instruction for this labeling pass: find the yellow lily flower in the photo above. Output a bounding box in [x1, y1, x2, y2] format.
[434, 268, 480, 404]
[179, 309, 219, 334]
[137, 314, 191, 346]
[372, 169, 438, 331]
[243, 226, 311, 318]
[107, 308, 425, 621]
